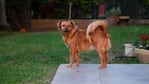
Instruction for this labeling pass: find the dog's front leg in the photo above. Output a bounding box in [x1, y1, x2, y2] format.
[74, 51, 80, 67]
[67, 49, 75, 68]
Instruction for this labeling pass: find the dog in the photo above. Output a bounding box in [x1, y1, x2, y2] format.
[57, 20, 111, 69]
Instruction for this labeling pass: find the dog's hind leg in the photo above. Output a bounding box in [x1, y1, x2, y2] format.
[96, 48, 107, 69]
[103, 51, 107, 68]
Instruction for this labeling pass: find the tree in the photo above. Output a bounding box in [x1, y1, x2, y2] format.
[0, 0, 9, 27]
[6, 0, 32, 31]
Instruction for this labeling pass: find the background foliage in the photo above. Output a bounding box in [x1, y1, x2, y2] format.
[0, 0, 149, 30]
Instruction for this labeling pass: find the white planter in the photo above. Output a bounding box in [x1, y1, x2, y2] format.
[124, 44, 136, 57]
[134, 48, 149, 63]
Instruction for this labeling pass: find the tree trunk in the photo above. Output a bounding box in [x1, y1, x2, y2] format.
[0, 0, 9, 27]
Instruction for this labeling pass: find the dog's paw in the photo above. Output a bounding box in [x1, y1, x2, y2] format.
[98, 66, 106, 69]
[67, 64, 73, 68]
[74, 64, 79, 67]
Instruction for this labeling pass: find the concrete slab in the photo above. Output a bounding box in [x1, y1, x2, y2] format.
[51, 64, 149, 84]
[52, 64, 100, 84]
[100, 64, 149, 84]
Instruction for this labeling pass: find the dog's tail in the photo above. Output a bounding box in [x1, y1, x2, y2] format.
[86, 20, 111, 50]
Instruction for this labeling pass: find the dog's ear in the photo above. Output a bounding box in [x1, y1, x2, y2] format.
[57, 20, 62, 29]
[70, 20, 77, 28]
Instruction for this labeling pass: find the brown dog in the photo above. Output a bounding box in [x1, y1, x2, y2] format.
[57, 20, 111, 69]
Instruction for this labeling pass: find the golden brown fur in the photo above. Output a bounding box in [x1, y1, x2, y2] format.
[57, 20, 111, 69]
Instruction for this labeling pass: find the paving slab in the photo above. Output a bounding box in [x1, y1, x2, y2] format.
[51, 64, 149, 84]
[100, 64, 149, 84]
[51, 64, 100, 84]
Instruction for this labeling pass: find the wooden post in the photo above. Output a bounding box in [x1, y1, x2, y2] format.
[68, 2, 72, 19]
[93, 1, 96, 19]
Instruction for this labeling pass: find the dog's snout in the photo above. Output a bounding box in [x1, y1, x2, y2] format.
[63, 28, 68, 32]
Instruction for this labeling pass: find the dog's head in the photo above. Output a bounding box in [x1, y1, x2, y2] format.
[57, 20, 76, 33]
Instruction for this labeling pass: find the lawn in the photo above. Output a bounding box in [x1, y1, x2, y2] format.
[0, 25, 149, 84]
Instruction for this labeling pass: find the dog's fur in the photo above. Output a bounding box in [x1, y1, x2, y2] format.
[57, 20, 111, 69]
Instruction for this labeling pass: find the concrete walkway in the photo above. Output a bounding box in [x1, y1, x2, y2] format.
[51, 64, 149, 84]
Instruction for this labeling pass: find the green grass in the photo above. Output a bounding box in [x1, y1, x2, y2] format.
[0, 25, 149, 84]
[0, 32, 67, 84]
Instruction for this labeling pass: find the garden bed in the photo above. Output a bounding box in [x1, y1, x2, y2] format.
[135, 48, 149, 63]
[31, 19, 149, 32]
